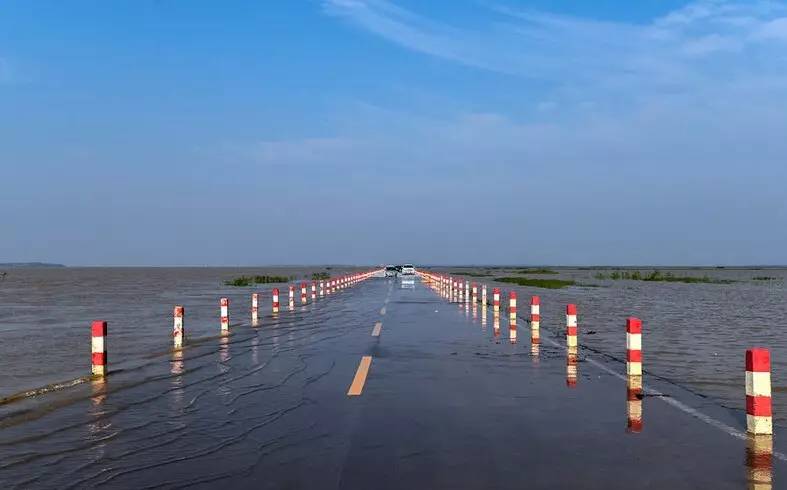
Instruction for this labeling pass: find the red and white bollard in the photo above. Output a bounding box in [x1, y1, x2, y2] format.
[509, 291, 517, 342]
[566, 304, 578, 348]
[319, 281, 325, 296]
[626, 317, 642, 375]
[465, 281, 470, 303]
[530, 296, 540, 344]
[173, 305, 185, 348]
[311, 281, 317, 300]
[493, 288, 500, 313]
[251, 293, 259, 325]
[272, 288, 280, 313]
[91, 320, 108, 376]
[481, 285, 487, 305]
[471, 283, 478, 304]
[289, 285, 295, 305]
[300, 283, 307, 304]
[746, 348, 772, 435]
[220, 298, 229, 333]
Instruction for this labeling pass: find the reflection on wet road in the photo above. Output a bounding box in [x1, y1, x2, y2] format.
[0, 276, 782, 488]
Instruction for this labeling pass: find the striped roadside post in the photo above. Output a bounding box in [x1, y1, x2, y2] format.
[627, 318, 642, 375]
[481, 284, 487, 305]
[91, 320, 108, 376]
[746, 348, 772, 435]
[300, 283, 307, 304]
[530, 296, 540, 344]
[566, 304, 578, 348]
[251, 293, 259, 326]
[471, 283, 478, 304]
[493, 288, 500, 314]
[173, 305, 185, 348]
[220, 298, 229, 334]
[509, 291, 517, 342]
[319, 281, 325, 296]
[465, 280, 470, 303]
[288, 285, 295, 309]
[311, 281, 317, 300]
[272, 288, 280, 313]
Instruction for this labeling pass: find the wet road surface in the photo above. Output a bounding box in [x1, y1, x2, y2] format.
[0, 276, 780, 488]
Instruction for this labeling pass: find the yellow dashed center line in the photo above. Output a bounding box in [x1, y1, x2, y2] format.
[372, 321, 382, 337]
[347, 356, 373, 396]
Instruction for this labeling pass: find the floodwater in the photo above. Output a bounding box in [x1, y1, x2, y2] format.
[440, 266, 787, 423]
[0, 267, 784, 488]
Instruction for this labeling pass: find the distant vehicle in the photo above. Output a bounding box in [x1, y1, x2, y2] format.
[385, 265, 398, 277]
[401, 264, 415, 275]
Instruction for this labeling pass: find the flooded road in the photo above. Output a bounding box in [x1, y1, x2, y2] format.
[0, 271, 782, 488]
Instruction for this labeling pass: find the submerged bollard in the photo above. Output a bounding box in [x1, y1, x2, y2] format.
[288, 285, 295, 304]
[481, 284, 487, 305]
[471, 283, 478, 304]
[220, 298, 229, 334]
[509, 291, 517, 342]
[272, 288, 280, 313]
[493, 288, 500, 313]
[566, 304, 578, 348]
[91, 320, 108, 376]
[746, 348, 773, 435]
[300, 283, 307, 304]
[251, 293, 259, 326]
[173, 305, 185, 348]
[626, 317, 642, 375]
[319, 281, 325, 296]
[530, 296, 540, 344]
[465, 281, 470, 303]
[311, 281, 316, 300]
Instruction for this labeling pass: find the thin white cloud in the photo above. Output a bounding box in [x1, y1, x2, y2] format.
[323, 0, 787, 99]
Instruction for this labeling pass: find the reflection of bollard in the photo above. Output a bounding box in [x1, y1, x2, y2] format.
[272, 288, 280, 313]
[300, 283, 307, 304]
[626, 317, 642, 375]
[747, 434, 773, 490]
[531, 342, 540, 358]
[493, 312, 500, 338]
[508, 291, 517, 342]
[493, 288, 500, 313]
[91, 320, 108, 376]
[530, 296, 540, 344]
[746, 348, 772, 435]
[251, 293, 259, 326]
[471, 283, 477, 303]
[220, 298, 229, 333]
[173, 305, 185, 347]
[566, 345, 578, 387]
[627, 375, 643, 432]
[481, 284, 487, 305]
[566, 304, 578, 348]
[481, 302, 487, 328]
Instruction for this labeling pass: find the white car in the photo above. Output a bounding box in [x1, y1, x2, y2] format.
[401, 264, 415, 275]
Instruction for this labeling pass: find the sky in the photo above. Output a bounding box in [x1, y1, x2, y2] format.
[2, 0, 787, 266]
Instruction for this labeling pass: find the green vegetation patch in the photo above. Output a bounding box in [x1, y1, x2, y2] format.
[495, 276, 576, 289]
[450, 271, 491, 277]
[311, 272, 331, 280]
[752, 276, 778, 281]
[224, 275, 291, 287]
[593, 270, 734, 284]
[515, 268, 557, 275]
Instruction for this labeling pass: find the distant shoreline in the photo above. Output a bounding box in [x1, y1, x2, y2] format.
[0, 262, 66, 268]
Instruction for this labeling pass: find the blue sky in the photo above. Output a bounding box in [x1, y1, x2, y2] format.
[2, 0, 787, 266]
